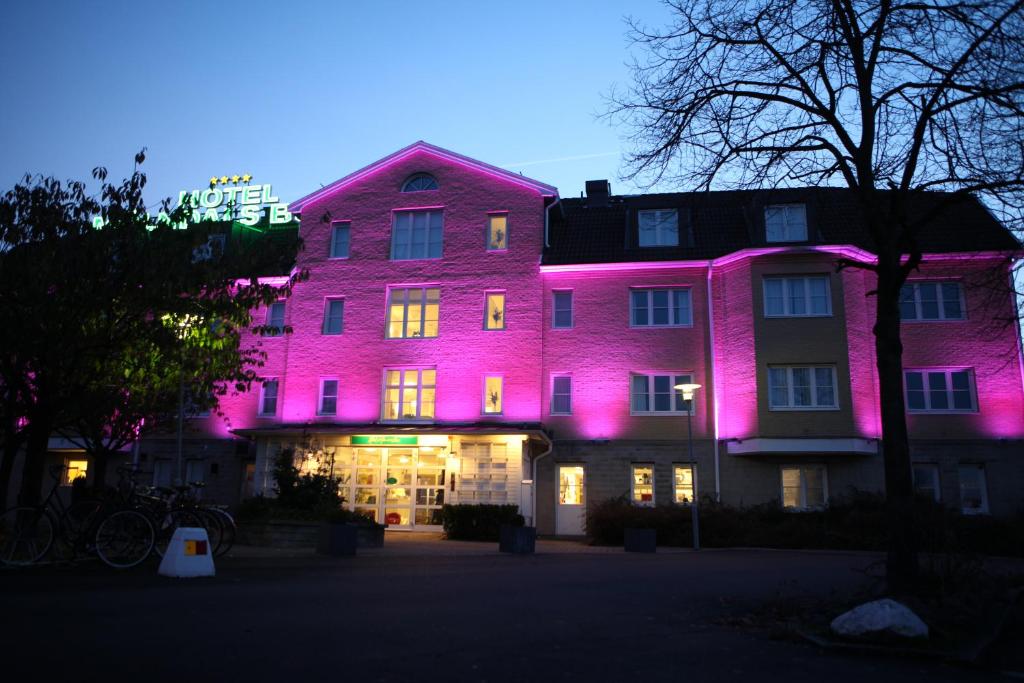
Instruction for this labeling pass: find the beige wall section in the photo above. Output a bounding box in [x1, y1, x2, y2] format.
[750, 255, 859, 437]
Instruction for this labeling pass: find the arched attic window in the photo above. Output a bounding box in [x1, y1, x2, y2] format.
[401, 173, 439, 192]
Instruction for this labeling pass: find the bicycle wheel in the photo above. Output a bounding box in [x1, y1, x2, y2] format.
[94, 509, 155, 569]
[0, 506, 55, 566]
[152, 508, 202, 558]
[192, 508, 223, 556]
[208, 508, 237, 557]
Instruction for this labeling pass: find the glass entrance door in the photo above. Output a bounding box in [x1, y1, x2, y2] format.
[342, 447, 446, 529]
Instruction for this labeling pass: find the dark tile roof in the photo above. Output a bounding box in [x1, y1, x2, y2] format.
[543, 188, 1020, 265]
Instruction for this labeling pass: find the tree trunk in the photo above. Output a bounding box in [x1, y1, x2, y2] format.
[0, 438, 20, 510]
[874, 261, 919, 594]
[18, 421, 52, 506]
[91, 448, 110, 495]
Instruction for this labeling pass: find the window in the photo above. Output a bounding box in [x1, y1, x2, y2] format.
[631, 464, 655, 505]
[483, 375, 503, 414]
[958, 465, 989, 514]
[553, 291, 573, 329]
[638, 209, 679, 247]
[63, 458, 88, 487]
[630, 289, 692, 327]
[322, 299, 344, 335]
[318, 379, 339, 416]
[391, 210, 443, 260]
[781, 465, 827, 510]
[265, 302, 285, 336]
[387, 287, 440, 338]
[484, 292, 505, 330]
[899, 282, 965, 321]
[904, 369, 976, 412]
[185, 459, 205, 486]
[487, 213, 508, 251]
[631, 373, 694, 414]
[913, 464, 940, 502]
[329, 221, 350, 259]
[153, 460, 172, 488]
[764, 276, 831, 317]
[673, 465, 696, 504]
[768, 366, 838, 410]
[401, 174, 438, 192]
[765, 204, 808, 242]
[259, 379, 278, 416]
[383, 368, 435, 421]
[551, 375, 572, 415]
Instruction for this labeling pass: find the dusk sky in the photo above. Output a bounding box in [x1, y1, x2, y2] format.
[0, 0, 676, 209]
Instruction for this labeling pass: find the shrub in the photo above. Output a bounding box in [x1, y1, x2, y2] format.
[441, 504, 524, 541]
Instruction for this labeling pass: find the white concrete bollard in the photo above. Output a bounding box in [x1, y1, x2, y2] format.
[158, 527, 216, 578]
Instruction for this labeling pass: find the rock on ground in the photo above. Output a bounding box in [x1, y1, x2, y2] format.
[830, 598, 929, 640]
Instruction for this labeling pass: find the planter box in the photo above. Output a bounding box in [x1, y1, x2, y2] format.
[499, 525, 536, 554]
[237, 520, 320, 548]
[352, 523, 386, 548]
[624, 528, 657, 553]
[317, 522, 358, 557]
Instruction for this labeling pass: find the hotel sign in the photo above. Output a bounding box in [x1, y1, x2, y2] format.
[351, 435, 419, 446]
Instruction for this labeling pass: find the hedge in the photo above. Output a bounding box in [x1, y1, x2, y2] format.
[441, 504, 524, 541]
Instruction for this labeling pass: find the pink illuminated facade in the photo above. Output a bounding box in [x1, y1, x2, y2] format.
[131, 143, 1023, 531]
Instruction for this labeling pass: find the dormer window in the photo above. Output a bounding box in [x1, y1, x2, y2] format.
[401, 174, 438, 192]
[638, 209, 679, 247]
[765, 204, 808, 242]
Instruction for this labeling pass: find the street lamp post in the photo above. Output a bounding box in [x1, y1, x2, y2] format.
[675, 382, 702, 551]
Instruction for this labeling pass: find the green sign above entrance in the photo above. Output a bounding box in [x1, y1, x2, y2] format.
[351, 435, 419, 446]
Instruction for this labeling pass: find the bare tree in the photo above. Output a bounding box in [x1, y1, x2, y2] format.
[608, 0, 1024, 593]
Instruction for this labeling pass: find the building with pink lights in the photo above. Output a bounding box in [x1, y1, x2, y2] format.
[45, 142, 1023, 534]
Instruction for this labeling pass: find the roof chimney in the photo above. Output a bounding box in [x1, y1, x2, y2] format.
[585, 180, 611, 205]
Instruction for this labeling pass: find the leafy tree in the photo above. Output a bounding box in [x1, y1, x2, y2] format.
[608, 1, 1023, 592]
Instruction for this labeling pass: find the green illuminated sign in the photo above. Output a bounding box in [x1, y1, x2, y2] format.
[351, 435, 419, 446]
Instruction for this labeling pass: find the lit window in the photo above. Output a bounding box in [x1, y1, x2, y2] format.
[904, 369, 976, 412]
[553, 291, 573, 329]
[483, 375, 503, 414]
[322, 299, 344, 335]
[383, 368, 435, 421]
[259, 379, 278, 416]
[765, 204, 808, 242]
[318, 379, 339, 416]
[631, 289, 692, 327]
[764, 276, 831, 317]
[391, 210, 442, 260]
[265, 302, 285, 336]
[900, 282, 965, 321]
[912, 464, 940, 502]
[484, 292, 505, 330]
[631, 464, 655, 506]
[487, 214, 508, 251]
[401, 174, 438, 192]
[958, 464, 989, 514]
[63, 459, 88, 487]
[631, 373, 694, 414]
[551, 375, 572, 415]
[781, 465, 827, 510]
[638, 209, 679, 246]
[768, 366, 837, 410]
[387, 287, 440, 338]
[673, 465, 696, 504]
[329, 221, 350, 258]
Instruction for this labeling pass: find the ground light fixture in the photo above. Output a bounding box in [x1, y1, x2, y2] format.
[674, 382, 702, 550]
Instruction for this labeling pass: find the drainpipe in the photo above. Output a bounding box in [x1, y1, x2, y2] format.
[544, 198, 560, 249]
[706, 265, 721, 502]
[530, 431, 554, 528]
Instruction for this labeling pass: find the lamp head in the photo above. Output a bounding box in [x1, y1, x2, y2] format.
[674, 382, 702, 400]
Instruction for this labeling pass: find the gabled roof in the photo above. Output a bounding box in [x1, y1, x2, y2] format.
[289, 141, 559, 213]
[543, 187, 1020, 265]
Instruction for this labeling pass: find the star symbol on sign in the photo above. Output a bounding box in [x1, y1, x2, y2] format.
[241, 173, 252, 183]
[209, 176, 219, 186]
[231, 174, 240, 184]
[220, 176, 229, 185]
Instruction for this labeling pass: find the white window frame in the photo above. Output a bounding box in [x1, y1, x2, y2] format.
[318, 378, 339, 416]
[265, 301, 285, 336]
[630, 288, 693, 328]
[765, 204, 808, 242]
[899, 281, 966, 321]
[484, 291, 506, 331]
[401, 174, 438, 193]
[630, 464, 655, 506]
[381, 367, 436, 422]
[763, 275, 832, 317]
[482, 374, 504, 415]
[550, 374, 572, 415]
[329, 221, 350, 259]
[780, 465, 828, 511]
[768, 365, 839, 411]
[391, 209, 443, 260]
[486, 212, 509, 251]
[322, 298, 344, 335]
[638, 209, 679, 247]
[258, 379, 279, 417]
[904, 368, 977, 413]
[630, 372, 695, 415]
[552, 290, 573, 329]
[958, 464, 990, 515]
[673, 464, 697, 505]
[386, 286, 440, 339]
[912, 464, 941, 502]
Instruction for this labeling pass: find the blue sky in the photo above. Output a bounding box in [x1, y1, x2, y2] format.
[0, 0, 675, 208]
